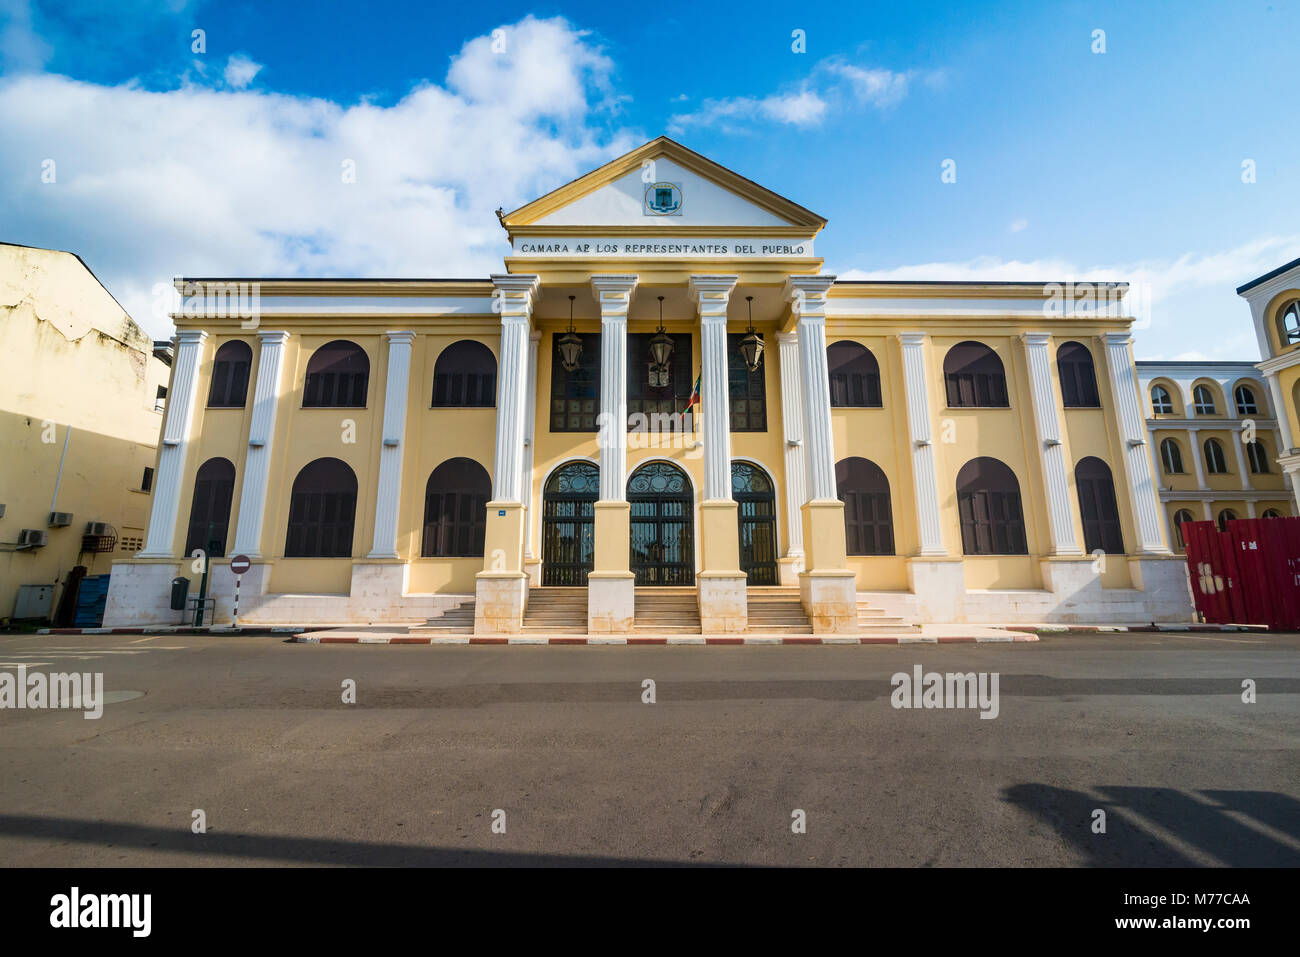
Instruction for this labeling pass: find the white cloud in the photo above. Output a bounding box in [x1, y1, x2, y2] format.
[1008, 218, 1028, 233]
[833, 236, 1300, 360]
[824, 62, 909, 108]
[668, 58, 915, 133]
[0, 15, 639, 337]
[222, 54, 262, 90]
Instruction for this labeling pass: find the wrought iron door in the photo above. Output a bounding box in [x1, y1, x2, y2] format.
[732, 461, 778, 585]
[628, 462, 694, 586]
[542, 462, 598, 586]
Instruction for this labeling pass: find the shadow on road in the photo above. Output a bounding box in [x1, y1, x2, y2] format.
[1003, 784, 1300, 866]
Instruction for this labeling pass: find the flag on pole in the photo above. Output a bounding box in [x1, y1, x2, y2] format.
[683, 372, 701, 414]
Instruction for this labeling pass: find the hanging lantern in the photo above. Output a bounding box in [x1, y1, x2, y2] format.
[739, 295, 764, 372]
[649, 295, 675, 371]
[558, 294, 582, 372]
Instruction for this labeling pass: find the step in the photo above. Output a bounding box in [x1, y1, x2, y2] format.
[744, 624, 814, 634]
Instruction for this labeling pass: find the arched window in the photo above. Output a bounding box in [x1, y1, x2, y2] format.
[1204, 438, 1228, 474]
[827, 341, 882, 408]
[1172, 509, 1196, 550]
[432, 341, 496, 408]
[285, 458, 357, 557]
[184, 458, 235, 557]
[421, 458, 490, 557]
[1278, 301, 1300, 347]
[956, 457, 1027, 555]
[207, 340, 252, 408]
[1192, 384, 1217, 416]
[1233, 385, 1259, 415]
[1263, 508, 1282, 519]
[1246, 439, 1270, 474]
[836, 457, 894, 555]
[1075, 457, 1124, 554]
[944, 342, 1008, 408]
[303, 340, 369, 408]
[1150, 385, 1175, 415]
[1057, 341, 1100, 408]
[1160, 438, 1185, 474]
[1216, 508, 1237, 532]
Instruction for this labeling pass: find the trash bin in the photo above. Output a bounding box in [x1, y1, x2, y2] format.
[170, 577, 190, 611]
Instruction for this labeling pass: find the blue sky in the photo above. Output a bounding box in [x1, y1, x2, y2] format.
[2, 0, 1297, 357]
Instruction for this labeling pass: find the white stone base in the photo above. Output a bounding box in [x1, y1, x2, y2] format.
[103, 560, 471, 627]
[474, 573, 527, 634]
[698, 573, 747, 633]
[588, 573, 634, 633]
[777, 553, 804, 587]
[799, 570, 857, 633]
[862, 556, 1194, 624]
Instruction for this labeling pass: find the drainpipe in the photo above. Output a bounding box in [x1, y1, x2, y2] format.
[50, 424, 73, 511]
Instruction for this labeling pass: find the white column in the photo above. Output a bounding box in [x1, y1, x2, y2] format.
[230, 330, 290, 558]
[1231, 424, 1251, 491]
[367, 330, 415, 559]
[1102, 332, 1170, 553]
[523, 330, 541, 560]
[1022, 333, 1083, 555]
[490, 275, 540, 503]
[1289, 468, 1300, 514]
[140, 330, 208, 557]
[1264, 372, 1296, 453]
[1246, 500, 1257, 518]
[1187, 426, 1206, 488]
[786, 276, 838, 502]
[898, 333, 946, 556]
[591, 275, 638, 501]
[777, 331, 805, 559]
[689, 275, 739, 500]
[1201, 499, 1214, 521]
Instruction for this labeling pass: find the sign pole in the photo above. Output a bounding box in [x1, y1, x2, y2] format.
[228, 554, 252, 629]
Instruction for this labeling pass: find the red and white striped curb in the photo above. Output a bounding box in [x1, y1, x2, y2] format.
[36, 626, 305, 635]
[291, 634, 1040, 645]
[1005, 624, 1269, 634]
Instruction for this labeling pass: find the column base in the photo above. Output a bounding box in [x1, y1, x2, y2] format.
[588, 572, 635, 633]
[699, 571, 747, 633]
[777, 553, 804, 586]
[474, 572, 528, 634]
[799, 570, 857, 633]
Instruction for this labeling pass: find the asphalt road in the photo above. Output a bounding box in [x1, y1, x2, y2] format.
[0, 631, 1297, 867]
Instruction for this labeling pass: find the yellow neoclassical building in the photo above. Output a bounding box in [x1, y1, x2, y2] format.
[104, 137, 1192, 631]
[1238, 257, 1300, 508]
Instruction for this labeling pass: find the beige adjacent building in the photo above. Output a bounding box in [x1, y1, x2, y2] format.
[0, 243, 171, 623]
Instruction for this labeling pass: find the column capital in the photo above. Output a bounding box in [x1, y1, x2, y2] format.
[384, 329, 416, 345]
[256, 329, 290, 345]
[776, 330, 799, 345]
[1022, 331, 1052, 346]
[1103, 331, 1133, 347]
[490, 274, 541, 318]
[175, 329, 208, 346]
[898, 331, 928, 347]
[784, 274, 836, 300]
[688, 274, 739, 298]
[590, 274, 639, 302]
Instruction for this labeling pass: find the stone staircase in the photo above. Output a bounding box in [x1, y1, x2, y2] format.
[633, 588, 701, 635]
[521, 587, 588, 634]
[858, 598, 920, 636]
[411, 598, 476, 635]
[745, 587, 813, 634]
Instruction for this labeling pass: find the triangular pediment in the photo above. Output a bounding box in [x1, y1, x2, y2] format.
[501, 137, 825, 233]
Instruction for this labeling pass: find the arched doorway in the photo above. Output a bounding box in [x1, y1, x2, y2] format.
[542, 461, 598, 586]
[732, 461, 778, 585]
[627, 461, 694, 585]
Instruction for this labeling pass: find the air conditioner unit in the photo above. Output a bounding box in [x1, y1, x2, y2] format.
[47, 511, 73, 527]
[18, 529, 48, 548]
[86, 521, 111, 536]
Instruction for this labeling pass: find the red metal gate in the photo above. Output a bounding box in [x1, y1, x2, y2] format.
[1181, 516, 1300, 629]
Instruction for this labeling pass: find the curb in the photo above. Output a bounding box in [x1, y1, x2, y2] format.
[292, 634, 1041, 645]
[36, 626, 306, 636]
[1004, 624, 1270, 635]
